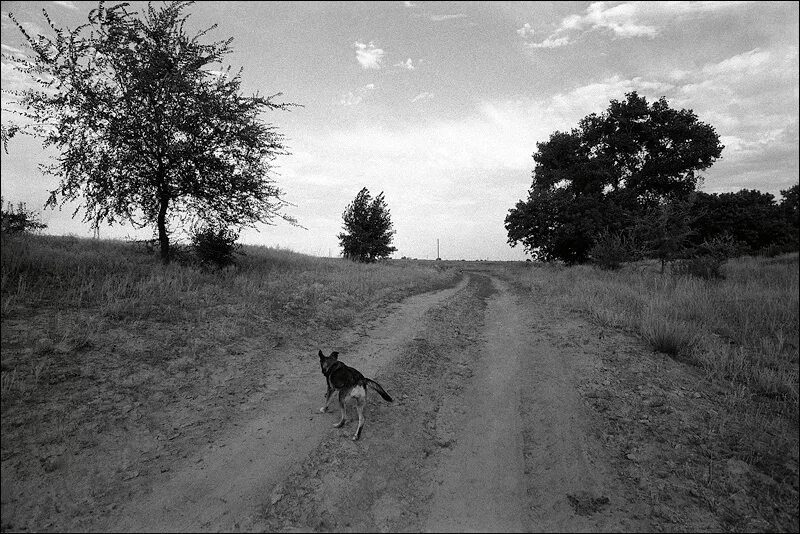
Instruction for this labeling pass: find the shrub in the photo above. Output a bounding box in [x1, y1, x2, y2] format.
[673, 255, 725, 280]
[590, 230, 633, 270]
[190, 224, 241, 269]
[0, 197, 47, 234]
[673, 235, 738, 280]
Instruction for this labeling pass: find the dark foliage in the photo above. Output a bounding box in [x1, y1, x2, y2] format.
[190, 224, 241, 269]
[589, 230, 632, 270]
[338, 187, 397, 263]
[689, 188, 799, 255]
[506, 92, 723, 264]
[0, 197, 47, 234]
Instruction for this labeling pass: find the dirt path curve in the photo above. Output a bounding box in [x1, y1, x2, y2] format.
[101, 271, 652, 532]
[258, 272, 647, 532]
[103, 277, 469, 532]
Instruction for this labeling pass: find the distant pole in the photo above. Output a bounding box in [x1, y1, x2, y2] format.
[437, 238, 440, 261]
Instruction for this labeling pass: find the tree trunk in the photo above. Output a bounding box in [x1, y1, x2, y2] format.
[158, 195, 170, 265]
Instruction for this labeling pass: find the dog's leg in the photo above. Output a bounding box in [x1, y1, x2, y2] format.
[320, 385, 334, 413]
[353, 395, 365, 441]
[334, 390, 347, 428]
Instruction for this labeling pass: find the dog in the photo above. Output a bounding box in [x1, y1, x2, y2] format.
[318, 350, 393, 440]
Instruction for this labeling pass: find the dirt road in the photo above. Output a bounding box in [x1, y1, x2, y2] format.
[90, 269, 726, 532]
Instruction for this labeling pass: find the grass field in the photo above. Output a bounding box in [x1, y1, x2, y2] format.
[1, 234, 461, 529]
[504, 254, 799, 528]
[2, 234, 798, 530]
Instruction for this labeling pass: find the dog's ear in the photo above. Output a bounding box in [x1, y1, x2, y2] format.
[318, 349, 325, 359]
[330, 351, 339, 360]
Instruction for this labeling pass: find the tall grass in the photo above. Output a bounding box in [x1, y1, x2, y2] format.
[1, 233, 462, 532]
[1, 234, 458, 320]
[1, 233, 460, 398]
[507, 254, 799, 495]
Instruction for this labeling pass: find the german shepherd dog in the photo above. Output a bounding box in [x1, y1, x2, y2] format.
[318, 350, 393, 440]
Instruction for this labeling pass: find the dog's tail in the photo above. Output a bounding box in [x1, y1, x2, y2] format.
[365, 378, 393, 402]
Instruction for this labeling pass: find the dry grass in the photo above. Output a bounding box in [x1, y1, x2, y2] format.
[505, 254, 799, 530]
[509, 255, 799, 414]
[0, 233, 460, 497]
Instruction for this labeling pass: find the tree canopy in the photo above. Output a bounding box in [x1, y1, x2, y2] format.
[505, 92, 724, 263]
[338, 187, 397, 263]
[2, 1, 297, 263]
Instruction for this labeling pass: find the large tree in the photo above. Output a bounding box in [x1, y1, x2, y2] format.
[506, 92, 723, 263]
[338, 187, 397, 263]
[2, 1, 296, 263]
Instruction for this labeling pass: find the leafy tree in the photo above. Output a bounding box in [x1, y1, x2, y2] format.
[506, 92, 723, 263]
[690, 189, 796, 254]
[2, 1, 297, 264]
[338, 187, 397, 262]
[779, 184, 799, 250]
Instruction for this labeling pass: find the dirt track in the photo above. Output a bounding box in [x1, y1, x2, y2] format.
[53, 268, 748, 532]
[78, 271, 642, 532]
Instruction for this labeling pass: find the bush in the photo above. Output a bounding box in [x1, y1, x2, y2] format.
[1, 197, 47, 234]
[673, 235, 738, 280]
[590, 230, 633, 270]
[190, 224, 241, 269]
[673, 255, 725, 280]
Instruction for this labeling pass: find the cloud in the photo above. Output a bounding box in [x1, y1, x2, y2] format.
[339, 83, 376, 106]
[394, 58, 415, 70]
[516, 23, 534, 38]
[428, 14, 468, 22]
[291, 46, 798, 226]
[353, 41, 385, 69]
[403, 1, 417, 7]
[522, 1, 750, 48]
[410, 91, 434, 103]
[526, 35, 572, 49]
[1, 44, 23, 55]
[52, 1, 78, 9]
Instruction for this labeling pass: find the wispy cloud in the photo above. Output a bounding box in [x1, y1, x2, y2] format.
[428, 13, 468, 22]
[402, 1, 417, 7]
[353, 41, 385, 69]
[516, 23, 534, 38]
[339, 83, 376, 106]
[521, 1, 750, 48]
[410, 91, 434, 103]
[52, 1, 78, 9]
[1, 44, 23, 55]
[394, 58, 415, 70]
[527, 36, 572, 49]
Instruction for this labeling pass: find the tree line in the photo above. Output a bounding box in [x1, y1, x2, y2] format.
[505, 92, 798, 272]
[2, 2, 796, 269]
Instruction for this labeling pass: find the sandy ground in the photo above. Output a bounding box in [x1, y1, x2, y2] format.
[4, 267, 789, 531]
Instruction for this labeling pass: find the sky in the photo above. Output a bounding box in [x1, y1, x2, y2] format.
[1, 1, 798, 260]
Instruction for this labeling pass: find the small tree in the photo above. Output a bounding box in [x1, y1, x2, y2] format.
[2, 1, 297, 264]
[633, 197, 701, 274]
[338, 187, 397, 262]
